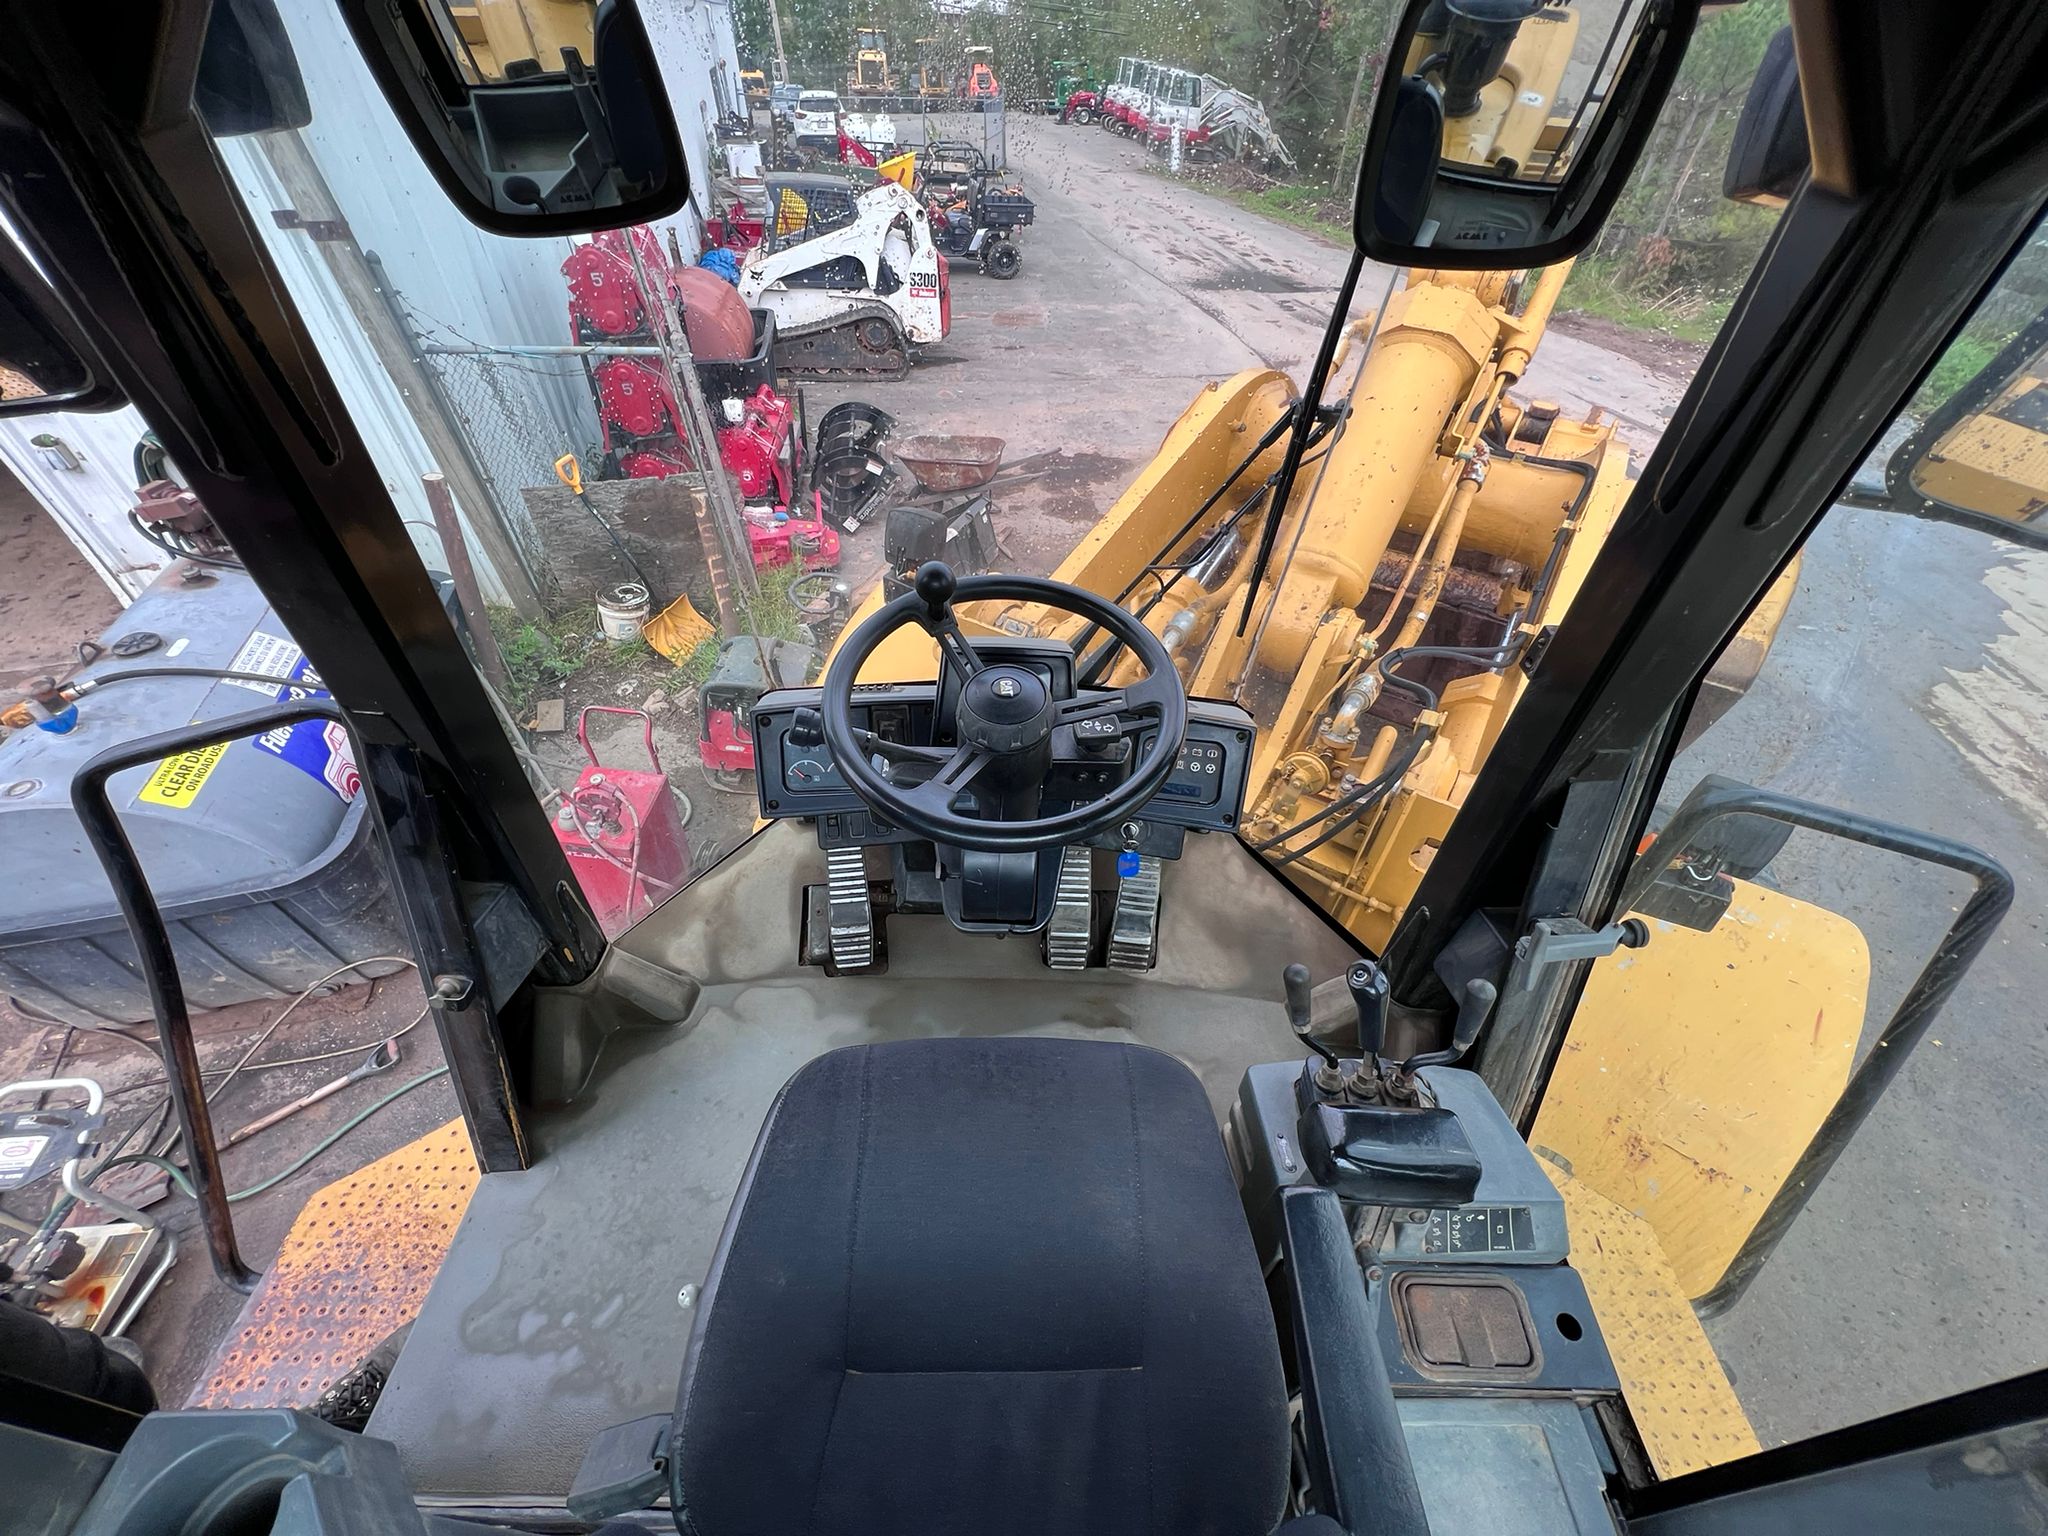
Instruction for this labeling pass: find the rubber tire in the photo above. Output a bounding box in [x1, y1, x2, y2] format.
[1073, 108, 1094, 126]
[984, 241, 1022, 280]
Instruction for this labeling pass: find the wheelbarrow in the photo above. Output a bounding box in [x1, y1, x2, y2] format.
[892, 433, 1006, 494]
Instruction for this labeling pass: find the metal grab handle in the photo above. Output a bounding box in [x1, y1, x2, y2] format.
[1, 1076, 105, 1115]
[72, 698, 367, 1293]
[1619, 780, 2013, 1317]
[576, 705, 661, 774]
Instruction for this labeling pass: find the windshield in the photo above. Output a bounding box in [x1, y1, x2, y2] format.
[3, 0, 2046, 1461]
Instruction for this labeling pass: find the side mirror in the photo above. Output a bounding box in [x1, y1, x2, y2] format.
[1837, 308, 2048, 552]
[1621, 775, 1795, 933]
[1355, 0, 1702, 269]
[337, 0, 690, 237]
[0, 228, 122, 417]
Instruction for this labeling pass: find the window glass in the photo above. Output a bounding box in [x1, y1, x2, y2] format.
[1537, 218, 2048, 1449]
[0, 0, 1786, 958]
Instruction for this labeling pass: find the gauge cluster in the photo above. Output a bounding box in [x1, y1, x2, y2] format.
[752, 682, 1254, 846]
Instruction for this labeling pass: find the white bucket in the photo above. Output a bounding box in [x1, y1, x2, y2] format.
[596, 581, 652, 642]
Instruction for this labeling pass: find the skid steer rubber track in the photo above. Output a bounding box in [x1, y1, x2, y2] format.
[774, 302, 911, 380]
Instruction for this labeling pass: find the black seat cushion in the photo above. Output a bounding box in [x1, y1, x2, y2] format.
[670, 1037, 1289, 1536]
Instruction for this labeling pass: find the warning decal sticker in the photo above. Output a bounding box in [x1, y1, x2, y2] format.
[138, 739, 229, 808]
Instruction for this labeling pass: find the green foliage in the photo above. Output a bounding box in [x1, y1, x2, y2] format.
[736, 561, 814, 644]
[680, 638, 723, 688]
[1557, 255, 1734, 347]
[1189, 174, 1350, 238]
[491, 607, 594, 716]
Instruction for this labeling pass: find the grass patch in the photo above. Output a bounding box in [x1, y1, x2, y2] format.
[734, 561, 814, 646]
[1187, 175, 1352, 239]
[676, 638, 722, 688]
[1911, 332, 1999, 417]
[1556, 256, 1733, 347]
[490, 606, 596, 717]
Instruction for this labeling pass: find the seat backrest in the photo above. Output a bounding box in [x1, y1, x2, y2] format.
[669, 1036, 1290, 1536]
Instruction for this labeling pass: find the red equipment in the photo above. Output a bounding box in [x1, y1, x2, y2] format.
[562, 227, 671, 341]
[705, 200, 766, 253]
[592, 357, 676, 439]
[553, 707, 691, 931]
[746, 512, 841, 571]
[718, 386, 796, 504]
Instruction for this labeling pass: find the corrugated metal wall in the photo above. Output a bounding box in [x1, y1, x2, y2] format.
[0, 0, 741, 610]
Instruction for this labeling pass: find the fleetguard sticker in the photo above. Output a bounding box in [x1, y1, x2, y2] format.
[138, 739, 229, 808]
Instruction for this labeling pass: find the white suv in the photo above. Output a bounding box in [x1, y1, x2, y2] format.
[793, 91, 842, 146]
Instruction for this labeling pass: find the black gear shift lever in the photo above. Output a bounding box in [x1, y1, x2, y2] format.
[915, 560, 956, 623]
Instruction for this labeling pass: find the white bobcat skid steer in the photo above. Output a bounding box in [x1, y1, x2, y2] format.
[737, 177, 949, 380]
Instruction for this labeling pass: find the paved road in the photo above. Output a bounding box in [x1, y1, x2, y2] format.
[883, 111, 2048, 1447]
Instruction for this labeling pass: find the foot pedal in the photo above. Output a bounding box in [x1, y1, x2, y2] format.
[1107, 853, 1162, 972]
[826, 845, 875, 970]
[1044, 845, 1094, 970]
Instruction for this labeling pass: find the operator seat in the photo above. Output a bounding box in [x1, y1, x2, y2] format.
[669, 1036, 1292, 1536]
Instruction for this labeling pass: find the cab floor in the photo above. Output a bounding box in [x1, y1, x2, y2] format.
[366, 829, 1354, 1498]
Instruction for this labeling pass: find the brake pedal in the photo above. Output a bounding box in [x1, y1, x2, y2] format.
[1044, 845, 1094, 970]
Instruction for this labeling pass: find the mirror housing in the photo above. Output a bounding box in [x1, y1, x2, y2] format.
[337, 0, 690, 237]
[1624, 775, 1796, 933]
[0, 233, 122, 418]
[194, 0, 311, 137]
[1723, 25, 1808, 206]
[1355, 0, 1703, 269]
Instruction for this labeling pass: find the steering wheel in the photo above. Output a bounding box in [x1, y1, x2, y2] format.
[821, 562, 1189, 852]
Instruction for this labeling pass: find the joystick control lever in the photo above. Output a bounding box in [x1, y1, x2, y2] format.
[1387, 978, 1499, 1098]
[1284, 963, 1346, 1095]
[1346, 959, 1391, 1100]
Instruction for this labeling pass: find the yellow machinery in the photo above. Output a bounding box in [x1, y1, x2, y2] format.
[850, 26, 893, 96]
[840, 253, 1837, 1479]
[741, 68, 770, 110]
[441, 0, 592, 82]
[1909, 361, 2048, 521]
[914, 40, 948, 99]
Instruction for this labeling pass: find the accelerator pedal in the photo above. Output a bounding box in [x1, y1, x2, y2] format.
[1107, 853, 1162, 972]
[826, 845, 876, 970]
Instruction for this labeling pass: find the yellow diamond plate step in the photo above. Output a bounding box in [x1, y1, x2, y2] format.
[188, 1119, 479, 1409]
[1546, 1161, 1760, 1478]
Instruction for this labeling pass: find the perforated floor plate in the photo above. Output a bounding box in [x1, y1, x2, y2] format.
[1545, 1162, 1761, 1476]
[186, 1119, 478, 1409]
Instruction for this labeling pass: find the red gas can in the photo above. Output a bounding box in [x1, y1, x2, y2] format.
[552, 707, 691, 932]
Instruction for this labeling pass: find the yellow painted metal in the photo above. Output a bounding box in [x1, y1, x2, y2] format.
[1405, 9, 1582, 176]
[189, 1119, 479, 1409]
[1545, 1163, 1762, 1477]
[448, 0, 594, 84]
[1532, 882, 1870, 1299]
[1911, 372, 2048, 523]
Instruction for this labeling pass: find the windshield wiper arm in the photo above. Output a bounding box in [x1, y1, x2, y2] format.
[1235, 244, 1368, 636]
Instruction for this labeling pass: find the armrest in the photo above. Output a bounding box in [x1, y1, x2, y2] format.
[1276, 1185, 1432, 1536]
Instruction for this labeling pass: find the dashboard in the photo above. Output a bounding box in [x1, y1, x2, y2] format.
[751, 680, 1256, 851]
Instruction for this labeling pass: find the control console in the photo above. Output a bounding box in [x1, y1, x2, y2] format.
[1230, 957, 1633, 1525]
